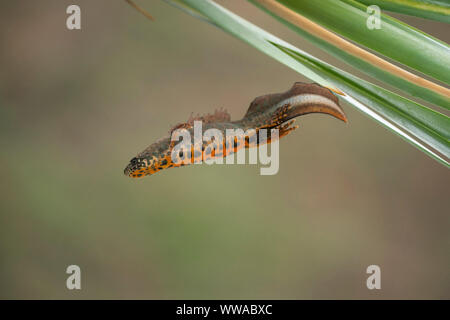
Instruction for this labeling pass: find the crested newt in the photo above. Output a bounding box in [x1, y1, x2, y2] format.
[124, 82, 347, 178]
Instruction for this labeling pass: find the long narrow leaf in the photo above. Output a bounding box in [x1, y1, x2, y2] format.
[167, 0, 449, 166]
[277, 0, 450, 84]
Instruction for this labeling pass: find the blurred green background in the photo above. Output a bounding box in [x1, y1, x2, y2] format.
[0, 0, 449, 299]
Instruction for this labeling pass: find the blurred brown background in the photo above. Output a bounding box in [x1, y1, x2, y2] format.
[0, 0, 449, 299]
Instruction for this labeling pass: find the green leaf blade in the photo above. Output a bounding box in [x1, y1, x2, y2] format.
[277, 0, 450, 84]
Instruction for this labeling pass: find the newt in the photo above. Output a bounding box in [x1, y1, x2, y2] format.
[124, 82, 347, 178]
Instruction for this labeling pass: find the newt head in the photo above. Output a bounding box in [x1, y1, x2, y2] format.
[124, 136, 174, 178]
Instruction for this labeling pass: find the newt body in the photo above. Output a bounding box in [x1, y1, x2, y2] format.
[124, 82, 347, 178]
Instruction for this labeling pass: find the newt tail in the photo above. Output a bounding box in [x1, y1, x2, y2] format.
[124, 82, 347, 178]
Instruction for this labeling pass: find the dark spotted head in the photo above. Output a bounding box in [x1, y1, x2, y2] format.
[123, 157, 147, 177]
[124, 136, 175, 178]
